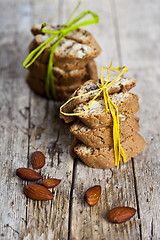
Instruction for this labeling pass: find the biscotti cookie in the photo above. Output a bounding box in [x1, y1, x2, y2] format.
[29, 60, 87, 84]
[29, 34, 101, 63]
[70, 116, 140, 148]
[74, 133, 146, 169]
[53, 58, 92, 71]
[27, 70, 80, 90]
[69, 77, 136, 102]
[26, 72, 90, 100]
[26, 73, 75, 100]
[29, 36, 92, 67]
[53, 66, 86, 83]
[31, 24, 101, 46]
[60, 78, 136, 123]
[28, 68, 82, 91]
[73, 92, 139, 128]
[26, 72, 82, 98]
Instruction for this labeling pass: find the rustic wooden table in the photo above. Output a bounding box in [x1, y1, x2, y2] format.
[0, 0, 160, 239]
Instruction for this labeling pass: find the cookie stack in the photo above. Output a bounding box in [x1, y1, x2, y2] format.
[60, 77, 146, 169]
[26, 24, 101, 101]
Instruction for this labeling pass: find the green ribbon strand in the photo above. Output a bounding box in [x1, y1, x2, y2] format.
[23, 2, 99, 99]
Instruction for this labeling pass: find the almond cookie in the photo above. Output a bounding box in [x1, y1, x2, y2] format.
[28, 60, 87, 84]
[74, 133, 146, 169]
[60, 78, 136, 123]
[26, 72, 81, 99]
[31, 24, 101, 45]
[70, 116, 140, 148]
[29, 33, 101, 63]
[73, 92, 139, 128]
[26, 72, 89, 100]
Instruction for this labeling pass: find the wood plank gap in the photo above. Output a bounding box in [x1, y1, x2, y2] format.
[68, 158, 77, 240]
[25, 90, 31, 228]
[27, 91, 31, 168]
[109, 0, 122, 66]
[150, 217, 153, 240]
[131, 158, 142, 240]
[25, 0, 33, 228]
[110, 1, 142, 238]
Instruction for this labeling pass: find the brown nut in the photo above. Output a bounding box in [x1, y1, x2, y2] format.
[24, 183, 54, 201]
[84, 185, 101, 206]
[16, 168, 42, 181]
[107, 206, 136, 223]
[39, 178, 61, 188]
[31, 151, 45, 169]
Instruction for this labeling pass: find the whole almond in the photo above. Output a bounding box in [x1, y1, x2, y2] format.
[107, 207, 136, 223]
[39, 178, 61, 188]
[31, 151, 45, 169]
[84, 185, 101, 206]
[16, 168, 42, 181]
[24, 183, 53, 200]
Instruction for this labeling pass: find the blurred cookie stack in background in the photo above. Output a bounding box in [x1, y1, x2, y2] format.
[26, 24, 101, 101]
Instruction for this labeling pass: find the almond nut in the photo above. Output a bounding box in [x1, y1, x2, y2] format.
[31, 151, 45, 169]
[84, 185, 101, 206]
[107, 206, 136, 223]
[24, 183, 53, 200]
[16, 168, 42, 181]
[39, 178, 61, 188]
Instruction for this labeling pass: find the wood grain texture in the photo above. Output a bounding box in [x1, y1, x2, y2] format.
[66, 0, 140, 239]
[0, 0, 160, 239]
[115, 0, 160, 238]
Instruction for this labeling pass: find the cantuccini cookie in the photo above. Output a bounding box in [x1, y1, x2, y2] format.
[31, 24, 101, 46]
[28, 61, 87, 84]
[27, 61, 98, 100]
[26, 73, 82, 100]
[60, 77, 136, 123]
[70, 116, 140, 148]
[73, 92, 139, 128]
[29, 33, 101, 64]
[74, 133, 146, 169]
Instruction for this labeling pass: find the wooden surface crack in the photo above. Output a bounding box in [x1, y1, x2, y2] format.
[4, 224, 19, 236]
[132, 158, 142, 240]
[150, 217, 153, 240]
[68, 158, 77, 240]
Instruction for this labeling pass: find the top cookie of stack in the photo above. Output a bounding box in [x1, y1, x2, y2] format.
[26, 24, 101, 101]
[60, 77, 146, 169]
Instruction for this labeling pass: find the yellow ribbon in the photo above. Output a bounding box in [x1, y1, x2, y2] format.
[60, 60, 128, 166]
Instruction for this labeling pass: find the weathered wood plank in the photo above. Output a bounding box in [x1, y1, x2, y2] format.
[0, 1, 32, 238]
[114, 0, 160, 69]
[0, 0, 160, 239]
[129, 68, 160, 240]
[22, 98, 73, 240]
[115, 0, 160, 239]
[65, 0, 141, 239]
[0, 32, 30, 240]
[22, 0, 74, 239]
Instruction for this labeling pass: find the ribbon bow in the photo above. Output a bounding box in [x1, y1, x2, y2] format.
[60, 60, 128, 166]
[23, 2, 99, 99]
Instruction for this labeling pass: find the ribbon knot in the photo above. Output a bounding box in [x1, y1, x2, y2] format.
[60, 60, 128, 166]
[97, 83, 107, 91]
